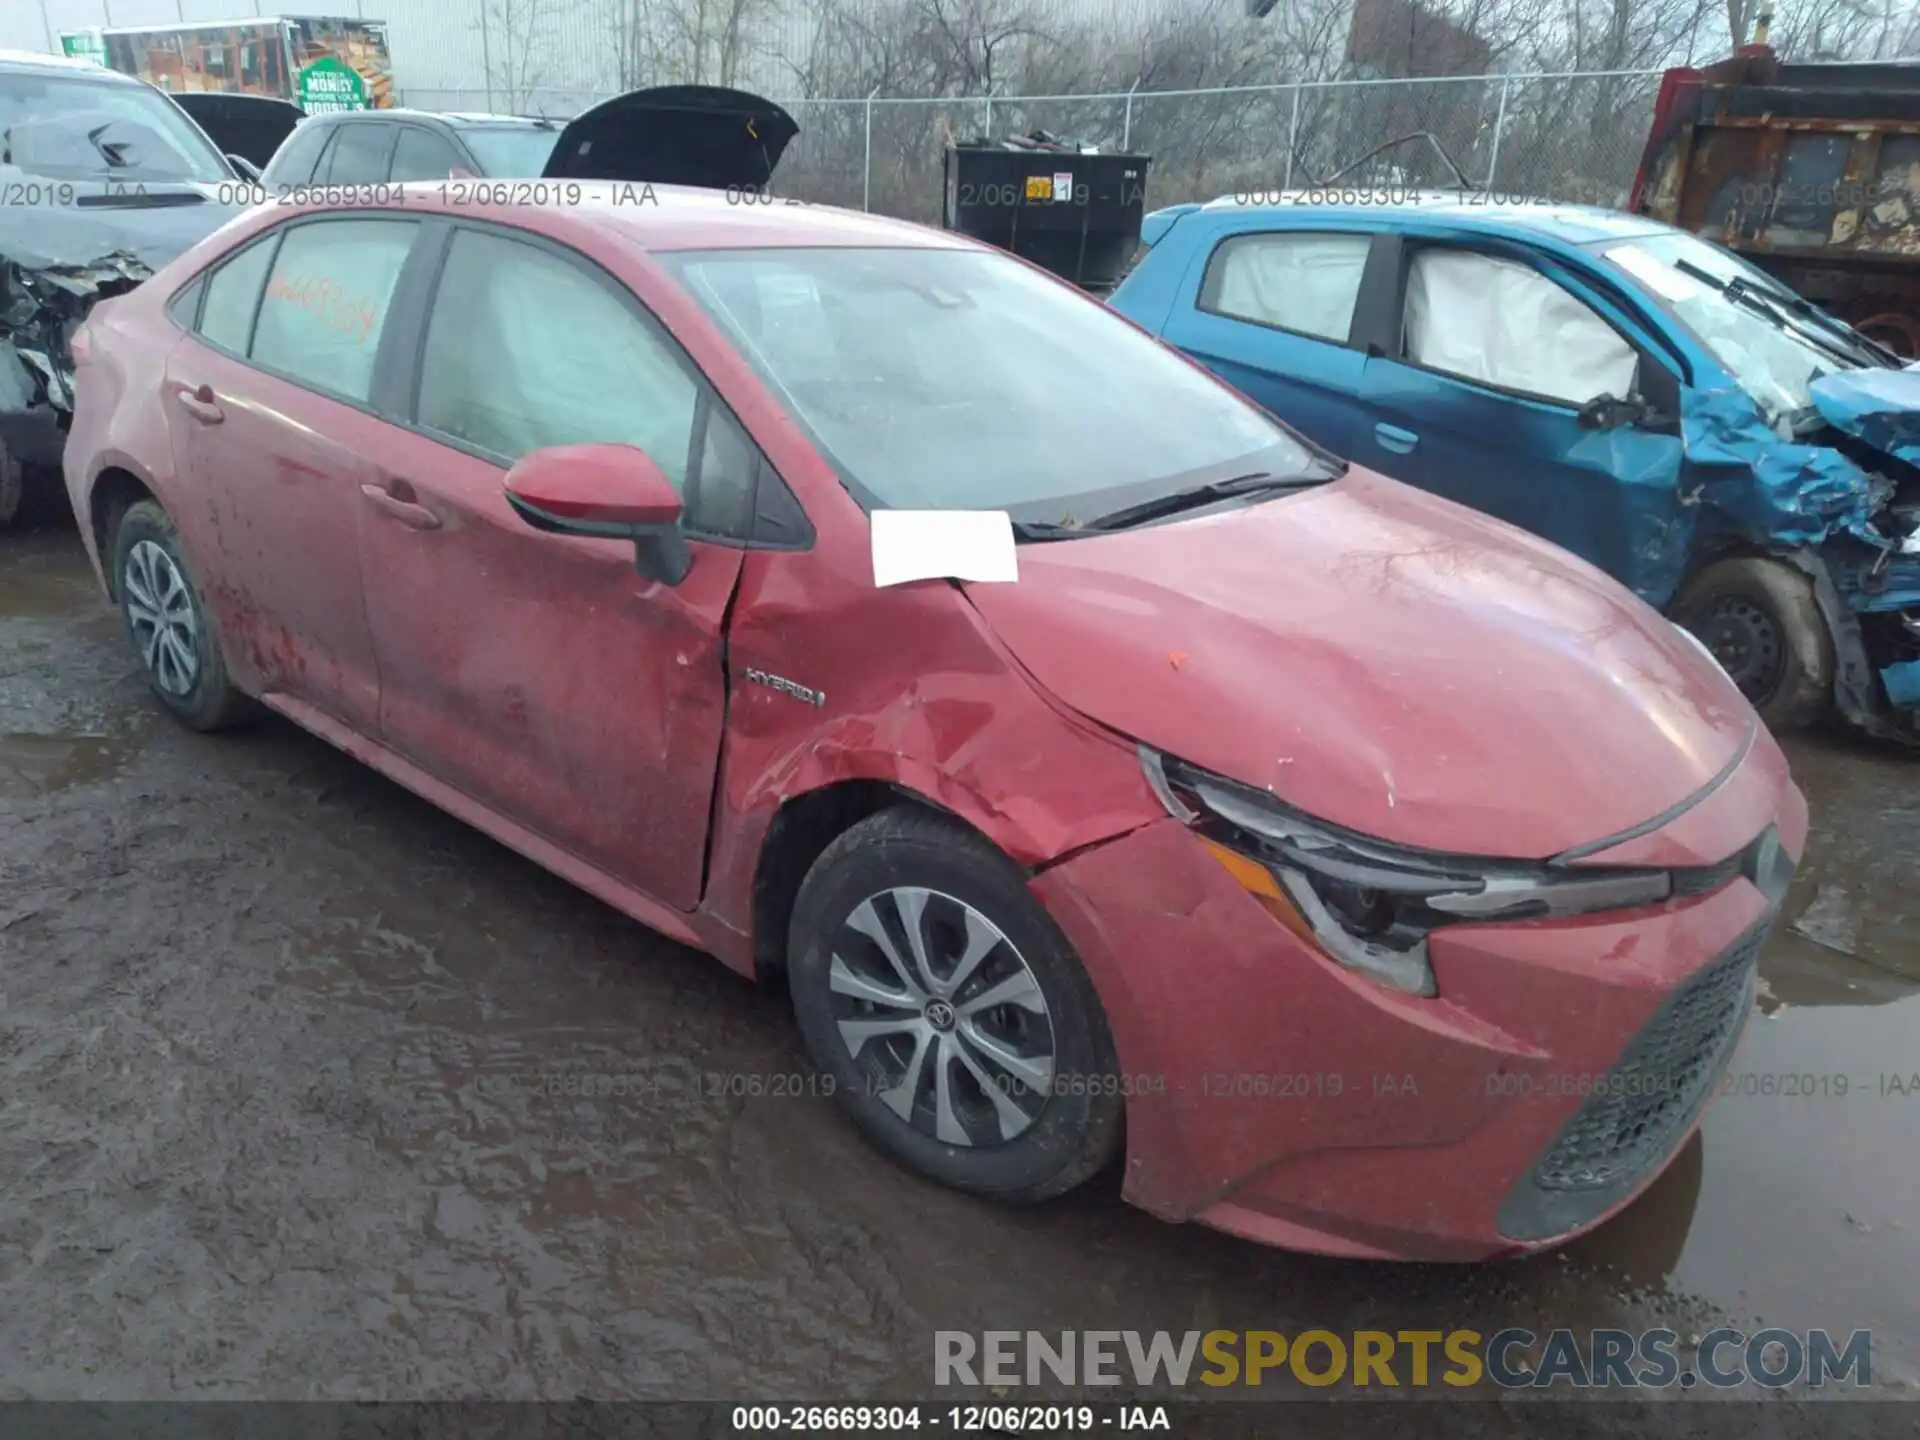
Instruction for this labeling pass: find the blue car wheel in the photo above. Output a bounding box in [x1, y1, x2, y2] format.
[1672, 557, 1833, 732]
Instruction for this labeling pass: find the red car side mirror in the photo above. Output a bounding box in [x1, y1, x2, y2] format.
[503, 442, 690, 584]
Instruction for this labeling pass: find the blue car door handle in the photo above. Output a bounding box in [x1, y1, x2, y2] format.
[1374, 423, 1420, 454]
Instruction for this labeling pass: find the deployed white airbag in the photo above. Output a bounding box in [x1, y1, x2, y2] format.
[1212, 233, 1371, 341]
[1405, 249, 1638, 407]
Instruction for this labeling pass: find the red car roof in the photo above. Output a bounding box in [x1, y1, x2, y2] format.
[385, 181, 973, 254]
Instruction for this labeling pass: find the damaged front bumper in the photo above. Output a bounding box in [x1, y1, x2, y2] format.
[1681, 381, 1920, 733]
[1028, 734, 1806, 1260]
[1803, 367, 1920, 716]
[0, 252, 153, 464]
[1815, 540, 1920, 723]
[0, 178, 241, 495]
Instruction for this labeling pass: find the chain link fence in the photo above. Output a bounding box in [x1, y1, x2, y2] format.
[401, 69, 1665, 219]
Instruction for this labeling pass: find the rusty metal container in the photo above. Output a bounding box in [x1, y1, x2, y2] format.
[1630, 44, 1920, 353]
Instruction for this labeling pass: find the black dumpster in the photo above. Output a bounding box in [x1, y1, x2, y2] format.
[941, 139, 1150, 292]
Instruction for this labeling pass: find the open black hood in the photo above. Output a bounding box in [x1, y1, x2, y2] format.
[171, 93, 307, 171]
[542, 85, 798, 188]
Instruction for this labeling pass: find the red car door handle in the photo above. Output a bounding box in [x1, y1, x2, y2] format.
[359, 482, 442, 530]
[174, 384, 224, 425]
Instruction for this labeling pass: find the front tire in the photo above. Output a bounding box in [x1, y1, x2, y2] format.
[788, 807, 1124, 1203]
[1671, 557, 1833, 732]
[110, 499, 254, 732]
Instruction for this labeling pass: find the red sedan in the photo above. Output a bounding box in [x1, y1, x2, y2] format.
[63, 185, 1804, 1261]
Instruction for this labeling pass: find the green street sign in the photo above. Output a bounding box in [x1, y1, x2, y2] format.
[297, 54, 369, 113]
[61, 31, 108, 65]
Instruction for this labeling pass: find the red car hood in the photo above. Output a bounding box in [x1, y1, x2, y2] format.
[962, 468, 1756, 860]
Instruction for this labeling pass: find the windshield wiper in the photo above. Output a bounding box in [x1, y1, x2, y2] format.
[1009, 519, 1083, 542]
[1741, 277, 1899, 364]
[1077, 470, 1327, 533]
[86, 123, 132, 169]
[1754, 285, 1897, 367]
[1672, 258, 1877, 369]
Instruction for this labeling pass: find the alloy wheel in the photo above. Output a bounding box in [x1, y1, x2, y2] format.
[828, 886, 1057, 1147]
[122, 539, 201, 697]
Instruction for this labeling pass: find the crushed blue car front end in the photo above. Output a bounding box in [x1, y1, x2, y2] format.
[1110, 197, 1920, 739]
[1674, 371, 1920, 732]
[1800, 372, 1920, 717]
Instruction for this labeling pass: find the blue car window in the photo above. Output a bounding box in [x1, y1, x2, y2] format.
[1199, 232, 1370, 343]
[1404, 249, 1638, 408]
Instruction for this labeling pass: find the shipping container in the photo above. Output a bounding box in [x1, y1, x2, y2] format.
[60, 16, 393, 114]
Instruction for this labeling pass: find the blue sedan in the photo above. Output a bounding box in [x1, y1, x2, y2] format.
[1108, 192, 1920, 741]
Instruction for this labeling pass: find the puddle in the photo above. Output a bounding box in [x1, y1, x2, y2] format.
[1771, 732, 1920, 996]
[0, 560, 97, 620]
[1626, 992, 1920, 1381]
[1546, 731, 1920, 1385]
[0, 730, 147, 798]
[276, 916, 465, 1009]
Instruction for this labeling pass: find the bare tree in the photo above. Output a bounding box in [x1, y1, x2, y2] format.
[913, 0, 1058, 91]
[1769, 0, 1899, 56]
[477, 0, 586, 111]
[1725, 0, 1764, 45]
[609, 0, 779, 90]
[524, 0, 1920, 221]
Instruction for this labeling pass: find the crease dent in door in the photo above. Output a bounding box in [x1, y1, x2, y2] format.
[357, 428, 748, 913]
[462, 550, 744, 913]
[695, 548, 751, 910]
[1523, 247, 1699, 601]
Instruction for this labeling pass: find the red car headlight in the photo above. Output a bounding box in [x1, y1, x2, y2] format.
[1141, 746, 1677, 998]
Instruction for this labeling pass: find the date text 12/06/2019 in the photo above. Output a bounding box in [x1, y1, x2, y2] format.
[730, 1405, 1169, 1432]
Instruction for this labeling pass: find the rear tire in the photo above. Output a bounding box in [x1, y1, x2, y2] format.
[110, 499, 255, 732]
[0, 449, 22, 530]
[1671, 557, 1832, 732]
[788, 807, 1124, 1203]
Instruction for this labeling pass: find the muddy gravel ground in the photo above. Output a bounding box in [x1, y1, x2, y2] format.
[2, 504, 1916, 1435]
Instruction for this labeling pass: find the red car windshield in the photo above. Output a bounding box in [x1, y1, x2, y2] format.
[661, 245, 1321, 522]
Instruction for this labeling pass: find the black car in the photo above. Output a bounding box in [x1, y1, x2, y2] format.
[260, 107, 564, 188]
[258, 85, 798, 190]
[0, 48, 252, 527]
[170, 92, 307, 175]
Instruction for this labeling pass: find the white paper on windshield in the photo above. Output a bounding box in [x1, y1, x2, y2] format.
[1608, 243, 1706, 303]
[755, 271, 820, 308]
[1054, 171, 1074, 202]
[871, 510, 1019, 587]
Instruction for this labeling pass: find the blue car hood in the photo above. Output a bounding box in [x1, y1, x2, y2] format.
[1806, 368, 1920, 469]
